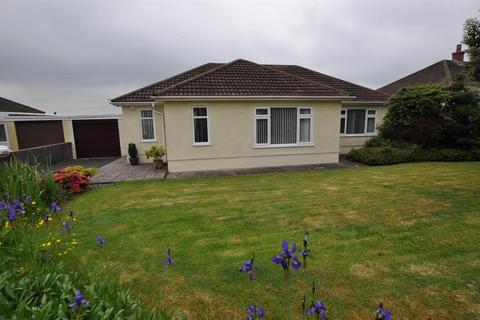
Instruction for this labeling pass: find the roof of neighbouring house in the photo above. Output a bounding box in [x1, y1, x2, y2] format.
[378, 60, 465, 96]
[111, 59, 388, 103]
[0, 96, 45, 114]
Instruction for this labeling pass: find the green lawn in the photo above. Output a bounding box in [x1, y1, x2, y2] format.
[66, 162, 480, 320]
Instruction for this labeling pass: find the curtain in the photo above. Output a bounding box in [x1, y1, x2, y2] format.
[271, 108, 297, 144]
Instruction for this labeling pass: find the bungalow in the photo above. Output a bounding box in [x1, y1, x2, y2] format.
[111, 59, 388, 172]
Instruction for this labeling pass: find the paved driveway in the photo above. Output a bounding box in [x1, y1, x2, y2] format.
[91, 157, 166, 184]
[52, 157, 119, 171]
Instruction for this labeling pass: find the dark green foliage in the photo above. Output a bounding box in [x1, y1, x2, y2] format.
[347, 144, 480, 166]
[379, 82, 480, 149]
[128, 143, 138, 158]
[464, 16, 480, 82]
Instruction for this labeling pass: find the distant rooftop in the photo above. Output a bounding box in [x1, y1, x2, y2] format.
[0, 96, 45, 114]
[378, 44, 466, 96]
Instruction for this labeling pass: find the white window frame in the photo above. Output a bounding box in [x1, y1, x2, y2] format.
[0, 122, 9, 146]
[254, 107, 270, 145]
[139, 109, 156, 142]
[297, 108, 313, 144]
[254, 106, 314, 148]
[192, 106, 210, 146]
[340, 108, 377, 137]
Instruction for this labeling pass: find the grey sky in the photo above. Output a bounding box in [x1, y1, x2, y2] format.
[0, 0, 477, 115]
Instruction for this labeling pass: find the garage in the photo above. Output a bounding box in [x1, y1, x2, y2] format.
[15, 120, 65, 149]
[73, 119, 121, 158]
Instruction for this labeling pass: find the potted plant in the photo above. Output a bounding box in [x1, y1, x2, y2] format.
[145, 144, 166, 169]
[128, 143, 139, 165]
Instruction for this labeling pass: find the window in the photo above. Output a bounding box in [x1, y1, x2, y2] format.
[140, 109, 155, 141]
[254, 107, 313, 146]
[193, 107, 209, 144]
[0, 124, 7, 145]
[340, 109, 376, 135]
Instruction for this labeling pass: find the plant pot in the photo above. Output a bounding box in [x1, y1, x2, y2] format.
[153, 159, 164, 169]
[129, 157, 139, 165]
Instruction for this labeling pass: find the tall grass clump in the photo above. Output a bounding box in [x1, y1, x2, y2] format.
[0, 160, 60, 207]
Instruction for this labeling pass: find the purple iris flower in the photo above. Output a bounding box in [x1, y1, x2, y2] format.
[0, 201, 7, 211]
[272, 240, 302, 273]
[306, 300, 328, 319]
[43, 214, 51, 223]
[239, 255, 256, 281]
[375, 303, 392, 320]
[69, 290, 89, 309]
[7, 206, 17, 222]
[61, 221, 73, 233]
[97, 235, 107, 247]
[246, 304, 265, 320]
[162, 246, 175, 268]
[24, 195, 32, 204]
[50, 202, 63, 213]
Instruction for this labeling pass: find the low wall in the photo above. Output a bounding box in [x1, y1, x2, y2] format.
[12, 142, 73, 166]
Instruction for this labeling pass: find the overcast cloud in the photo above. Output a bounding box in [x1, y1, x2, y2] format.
[0, 0, 477, 115]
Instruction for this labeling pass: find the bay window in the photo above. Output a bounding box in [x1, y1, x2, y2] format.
[255, 107, 312, 146]
[340, 109, 377, 135]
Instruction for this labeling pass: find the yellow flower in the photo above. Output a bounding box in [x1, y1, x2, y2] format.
[47, 242, 52, 246]
[4, 221, 11, 229]
[41, 243, 46, 247]
[73, 218, 77, 221]
[63, 251, 67, 254]
[58, 253, 63, 256]
[38, 220, 44, 226]
[32, 201, 36, 205]
[56, 239, 61, 243]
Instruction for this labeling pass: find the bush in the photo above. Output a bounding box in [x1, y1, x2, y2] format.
[380, 82, 480, 149]
[64, 166, 99, 177]
[0, 269, 178, 319]
[145, 144, 166, 160]
[347, 145, 480, 166]
[54, 169, 91, 194]
[0, 160, 60, 207]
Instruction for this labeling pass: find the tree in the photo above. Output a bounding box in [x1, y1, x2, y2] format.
[379, 83, 480, 149]
[463, 15, 480, 82]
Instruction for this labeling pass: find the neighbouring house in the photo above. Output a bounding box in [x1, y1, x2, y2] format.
[111, 59, 389, 172]
[378, 44, 466, 96]
[1, 96, 121, 159]
[0, 96, 46, 149]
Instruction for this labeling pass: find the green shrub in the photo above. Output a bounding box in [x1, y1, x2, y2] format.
[347, 145, 480, 166]
[63, 166, 100, 177]
[380, 82, 480, 149]
[0, 268, 180, 320]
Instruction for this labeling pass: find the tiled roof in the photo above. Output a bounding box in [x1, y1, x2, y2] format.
[0, 96, 44, 114]
[378, 60, 465, 96]
[154, 59, 348, 97]
[112, 59, 387, 103]
[111, 63, 223, 103]
[267, 64, 389, 102]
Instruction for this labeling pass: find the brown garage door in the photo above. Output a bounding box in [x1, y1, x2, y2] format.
[16, 120, 65, 149]
[73, 120, 121, 158]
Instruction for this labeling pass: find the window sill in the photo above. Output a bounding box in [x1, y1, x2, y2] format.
[253, 143, 314, 149]
[141, 139, 157, 143]
[340, 133, 377, 137]
[192, 143, 211, 147]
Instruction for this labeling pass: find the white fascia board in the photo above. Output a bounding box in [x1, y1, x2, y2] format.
[151, 95, 355, 101]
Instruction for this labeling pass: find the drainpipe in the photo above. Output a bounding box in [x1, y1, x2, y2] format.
[152, 102, 168, 164]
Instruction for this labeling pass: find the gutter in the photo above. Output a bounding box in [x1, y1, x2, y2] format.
[150, 95, 355, 101]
